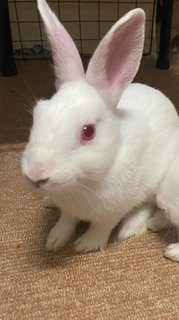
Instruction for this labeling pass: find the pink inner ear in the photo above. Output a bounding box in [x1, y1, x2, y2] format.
[106, 18, 144, 93]
[106, 25, 130, 85]
[86, 9, 145, 108]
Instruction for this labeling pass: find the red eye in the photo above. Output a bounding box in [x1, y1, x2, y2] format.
[82, 124, 95, 141]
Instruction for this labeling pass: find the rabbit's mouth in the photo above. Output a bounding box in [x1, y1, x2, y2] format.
[23, 174, 50, 191]
[33, 178, 49, 189]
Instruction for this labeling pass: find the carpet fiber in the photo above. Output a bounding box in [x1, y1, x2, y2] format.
[0, 57, 179, 320]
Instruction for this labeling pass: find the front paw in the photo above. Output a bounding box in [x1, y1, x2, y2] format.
[75, 225, 109, 253]
[164, 243, 179, 262]
[118, 222, 147, 241]
[43, 196, 56, 209]
[46, 224, 71, 251]
[46, 214, 77, 251]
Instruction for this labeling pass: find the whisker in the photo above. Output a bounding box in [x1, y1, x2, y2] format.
[163, 222, 173, 242]
[172, 225, 177, 243]
[85, 176, 100, 184]
[76, 181, 98, 199]
[7, 83, 35, 107]
[13, 127, 30, 130]
[24, 104, 33, 116]
[74, 181, 105, 214]
[177, 226, 179, 242]
[19, 75, 38, 104]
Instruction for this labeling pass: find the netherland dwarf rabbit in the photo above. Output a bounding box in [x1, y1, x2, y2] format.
[22, 0, 179, 262]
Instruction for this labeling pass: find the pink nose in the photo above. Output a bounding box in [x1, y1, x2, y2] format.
[27, 162, 51, 187]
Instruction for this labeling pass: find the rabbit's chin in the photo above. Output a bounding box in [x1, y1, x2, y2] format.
[23, 174, 67, 195]
[43, 179, 79, 196]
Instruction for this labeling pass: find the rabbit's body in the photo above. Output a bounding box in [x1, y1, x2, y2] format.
[49, 83, 179, 225]
[22, 0, 179, 261]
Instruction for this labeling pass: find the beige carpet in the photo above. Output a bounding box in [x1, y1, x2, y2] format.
[0, 57, 179, 320]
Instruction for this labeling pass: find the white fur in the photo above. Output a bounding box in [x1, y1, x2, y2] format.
[46, 210, 77, 251]
[148, 210, 179, 262]
[22, 82, 179, 258]
[118, 204, 154, 240]
[21, 2, 179, 261]
[43, 196, 56, 208]
[148, 209, 170, 232]
[165, 224, 179, 262]
[165, 243, 179, 262]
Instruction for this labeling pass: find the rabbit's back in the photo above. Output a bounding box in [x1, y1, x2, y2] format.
[119, 83, 178, 129]
[117, 83, 179, 164]
[113, 83, 179, 204]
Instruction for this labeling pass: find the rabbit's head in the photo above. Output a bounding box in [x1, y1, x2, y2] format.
[21, 0, 145, 194]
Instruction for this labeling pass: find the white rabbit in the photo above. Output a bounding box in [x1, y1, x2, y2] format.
[21, 0, 179, 262]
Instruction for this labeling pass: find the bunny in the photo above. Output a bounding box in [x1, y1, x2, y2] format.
[21, 0, 179, 262]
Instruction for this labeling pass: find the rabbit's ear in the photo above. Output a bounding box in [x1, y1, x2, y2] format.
[86, 9, 145, 109]
[37, 0, 84, 88]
